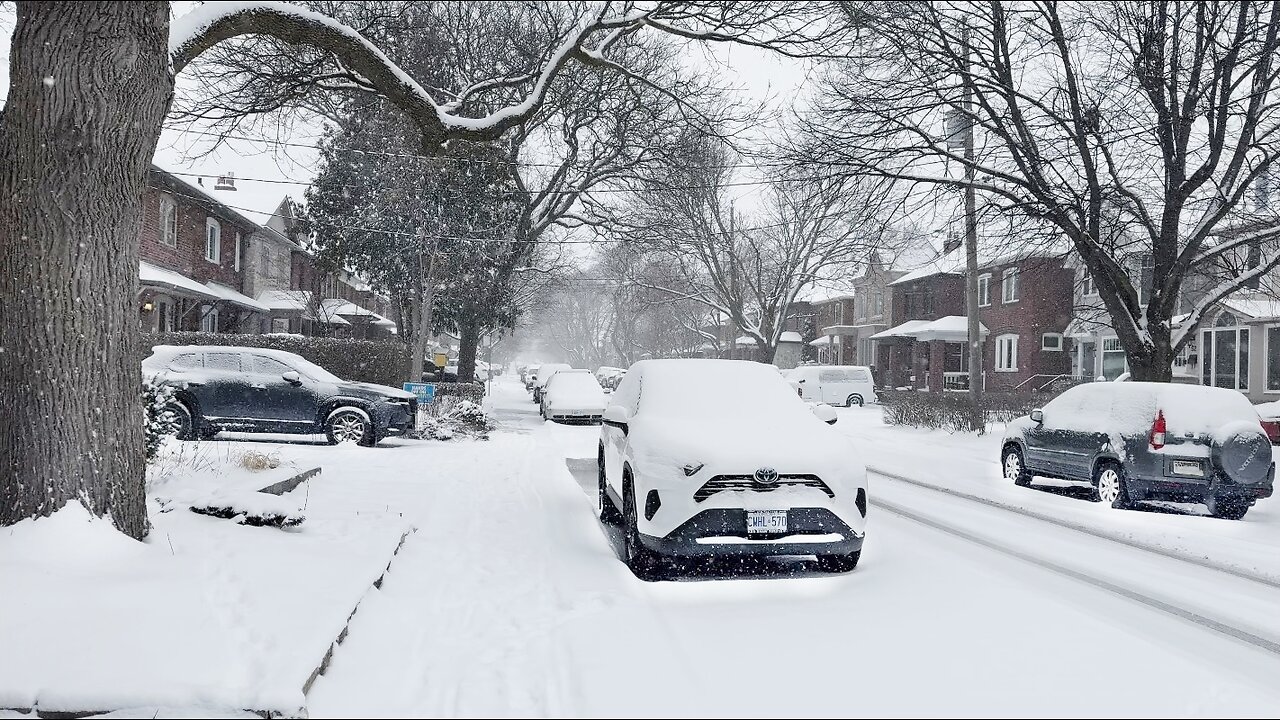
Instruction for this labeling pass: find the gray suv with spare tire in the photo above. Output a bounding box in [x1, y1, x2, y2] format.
[1001, 382, 1274, 520]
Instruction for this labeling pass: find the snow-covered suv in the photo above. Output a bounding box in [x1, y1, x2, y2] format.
[1002, 382, 1274, 519]
[598, 359, 867, 579]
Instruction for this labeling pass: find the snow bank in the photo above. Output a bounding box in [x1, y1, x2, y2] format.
[0, 497, 408, 715]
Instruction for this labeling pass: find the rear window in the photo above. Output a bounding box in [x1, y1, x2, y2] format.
[205, 352, 242, 372]
[170, 353, 202, 369]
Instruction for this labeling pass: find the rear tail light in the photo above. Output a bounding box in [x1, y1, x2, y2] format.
[1149, 409, 1166, 450]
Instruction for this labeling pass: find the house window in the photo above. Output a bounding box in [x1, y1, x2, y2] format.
[199, 305, 218, 333]
[1002, 268, 1020, 303]
[996, 334, 1019, 371]
[977, 274, 991, 307]
[1081, 271, 1095, 296]
[156, 300, 173, 332]
[205, 218, 221, 264]
[873, 288, 884, 316]
[234, 231, 242, 272]
[271, 317, 290, 334]
[858, 337, 878, 367]
[160, 195, 178, 247]
[1042, 333, 1064, 351]
[944, 342, 969, 372]
[922, 285, 935, 314]
[1201, 312, 1249, 391]
[1268, 325, 1280, 392]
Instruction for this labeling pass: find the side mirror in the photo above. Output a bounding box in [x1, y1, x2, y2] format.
[812, 404, 838, 425]
[603, 405, 631, 434]
[1030, 408, 1044, 424]
[282, 371, 302, 385]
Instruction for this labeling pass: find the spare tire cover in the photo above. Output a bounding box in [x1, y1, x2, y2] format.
[1214, 428, 1273, 484]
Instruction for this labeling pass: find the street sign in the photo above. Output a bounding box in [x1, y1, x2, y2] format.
[403, 382, 436, 404]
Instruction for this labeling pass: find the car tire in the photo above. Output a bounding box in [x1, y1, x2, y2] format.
[598, 446, 622, 525]
[326, 408, 374, 446]
[816, 550, 861, 573]
[1094, 462, 1132, 509]
[846, 394, 864, 408]
[1002, 444, 1031, 487]
[164, 401, 195, 441]
[623, 476, 667, 581]
[1207, 495, 1250, 520]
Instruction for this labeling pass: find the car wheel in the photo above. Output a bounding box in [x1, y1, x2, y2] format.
[1207, 495, 1250, 520]
[623, 476, 667, 581]
[1002, 444, 1031, 487]
[816, 550, 861, 573]
[326, 408, 372, 446]
[163, 401, 195, 441]
[846, 394, 864, 408]
[1094, 462, 1131, 509]
[598, 446, 622, 524]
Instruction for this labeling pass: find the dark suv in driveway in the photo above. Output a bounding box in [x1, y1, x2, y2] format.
[1002, 382, 1274, 519]
[144, 345, 416, 446]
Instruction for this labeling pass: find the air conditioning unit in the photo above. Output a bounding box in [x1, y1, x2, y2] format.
[214, 172, 236, 191]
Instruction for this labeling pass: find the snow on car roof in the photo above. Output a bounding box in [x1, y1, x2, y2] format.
[146, 345, 307, 365]
[633, 359, 813, 419]
[1060, 381, 1260, 435]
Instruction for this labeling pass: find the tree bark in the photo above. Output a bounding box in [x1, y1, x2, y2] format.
[0, 2, 172, 538]
[457, 317, 480, 383]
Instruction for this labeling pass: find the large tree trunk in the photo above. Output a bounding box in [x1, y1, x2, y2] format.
[0, 2, 172, 538]
[456, 316, 480, 383]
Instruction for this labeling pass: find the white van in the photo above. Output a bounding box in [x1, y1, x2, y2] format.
[786, 365, 877, 407]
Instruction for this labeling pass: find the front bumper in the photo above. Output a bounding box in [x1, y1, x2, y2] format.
[547, 408, 603, 424]
[639, 508, 863, 558]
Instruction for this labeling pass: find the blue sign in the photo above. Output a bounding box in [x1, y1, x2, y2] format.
[403, 382, 436, 403]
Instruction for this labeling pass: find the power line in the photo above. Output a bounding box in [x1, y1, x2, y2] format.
[161, 126, 823, 171]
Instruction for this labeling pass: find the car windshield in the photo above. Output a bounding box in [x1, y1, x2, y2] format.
[551, 372, 600, 392]
[639, 360, 807, 420]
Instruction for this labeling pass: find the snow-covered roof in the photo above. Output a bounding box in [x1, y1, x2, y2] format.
[256, 289, 312, 311]
[798, 278, 858, 304]
[1221, 294, 1280, 322]
[139, 261, 220, 301]
[889, 236, 1067, 286]
[912, 316, 989, 342]
[778, 331, 803, 343]
[734, 335, 758, 346]
[204, 282, 270, 313]
[148, 165, 267, 232]
[867, 319, 933, 339]
[809, 336, 834, 347]
[319, 298, 393, 324]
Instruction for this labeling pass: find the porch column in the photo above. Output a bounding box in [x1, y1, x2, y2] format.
[929, 340, 946, 392]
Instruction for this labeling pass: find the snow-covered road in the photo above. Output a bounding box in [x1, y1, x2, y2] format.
[303, 378, 1280, 717]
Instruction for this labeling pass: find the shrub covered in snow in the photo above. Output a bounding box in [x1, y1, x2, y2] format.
[880, 389, 1060, 433]
[142, 331, 409, 387]
[415, 398, 492, 440]
[143, 378, 179, 461]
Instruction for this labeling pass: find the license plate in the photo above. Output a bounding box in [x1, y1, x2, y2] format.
[1172, 460, 1204, 477]
[747, 510, 787, 535]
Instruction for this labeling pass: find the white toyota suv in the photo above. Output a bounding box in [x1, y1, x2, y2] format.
[598, 359, 868, 580]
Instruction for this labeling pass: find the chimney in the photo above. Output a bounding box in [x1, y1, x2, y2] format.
[943, 227, 963, 255]
[214, 171, 237, 192]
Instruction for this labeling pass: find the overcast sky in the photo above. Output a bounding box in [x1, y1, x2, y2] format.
[0, 3, 808, 227]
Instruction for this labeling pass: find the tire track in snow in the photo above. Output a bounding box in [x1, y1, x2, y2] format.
[869, 466, 1280, 590]
[873, 495, 1280, 658]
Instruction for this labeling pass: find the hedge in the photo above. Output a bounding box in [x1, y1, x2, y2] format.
[878, 388, 1066, 434]
[142, 331, 409, 387]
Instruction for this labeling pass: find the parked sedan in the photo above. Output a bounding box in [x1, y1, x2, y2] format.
[599, 359, 864, 580]
[1002, 382, 1275, 519]
[144, 345, 416, 446]
[540, 369, 607, 424]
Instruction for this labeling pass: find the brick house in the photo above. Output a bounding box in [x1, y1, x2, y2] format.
[137, 167, 268, 333]
[871, 237, 1074, 392]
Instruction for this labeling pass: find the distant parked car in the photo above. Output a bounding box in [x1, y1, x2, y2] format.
[599, 359, 864, 579]
[532, 362, 572, 404]
[144, 345, 416, 446]
[1002, 382, 1275, 520]
[595, 366, 625, 390]
[541, 369, 607, 424]
[785, 365, 878, 407]
[523, 364, 541, 390]
[1256, 401, 1280, 445]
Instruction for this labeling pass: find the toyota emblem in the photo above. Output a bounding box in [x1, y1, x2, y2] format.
[754, 467, 779, 485]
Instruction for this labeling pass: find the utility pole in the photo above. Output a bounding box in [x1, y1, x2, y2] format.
[962, 25, 984, 430]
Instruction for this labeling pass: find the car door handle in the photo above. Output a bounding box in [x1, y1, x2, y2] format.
[250, 383, 266, 390]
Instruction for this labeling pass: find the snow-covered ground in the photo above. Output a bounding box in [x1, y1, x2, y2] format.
[6, 376, 1280, 717]
[304, 378, 1280, 717]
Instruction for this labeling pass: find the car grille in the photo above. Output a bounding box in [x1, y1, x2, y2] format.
[694, 474, 834, 502]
